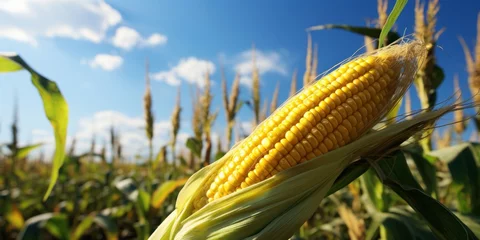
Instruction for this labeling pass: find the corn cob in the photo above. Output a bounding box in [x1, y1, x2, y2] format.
[193, 43, 419, 211]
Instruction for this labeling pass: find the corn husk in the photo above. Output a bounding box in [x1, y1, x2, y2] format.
[150, 107, 450, 240]
[149, 41, 445, 240]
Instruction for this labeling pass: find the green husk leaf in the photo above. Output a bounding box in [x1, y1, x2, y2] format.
[0, 53, 69, 201]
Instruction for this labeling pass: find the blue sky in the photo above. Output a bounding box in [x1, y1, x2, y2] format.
[0, 0, 479, 158]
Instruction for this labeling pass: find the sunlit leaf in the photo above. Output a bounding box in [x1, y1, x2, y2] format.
[0, 53, 69, 201]
[72, 215, 94, 240]
[5, 203, 24, 229]
[151, 178, 188, 209]
[16, 143, 44, 159]
[386, 99, 402, 125]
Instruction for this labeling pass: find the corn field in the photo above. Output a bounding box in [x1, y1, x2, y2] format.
[1, 0, 480, 239]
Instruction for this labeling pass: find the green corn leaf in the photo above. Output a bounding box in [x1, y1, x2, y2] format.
[72, 215, 95, 240]
[456, 214, 480, 238]
[327, 159, 369, 196]
[429, 143, 480, 215]
[135, 221, 150, 240]
[384, 179, 477, 239]
[138, 189, 151, 214]
[361, 168, 392, 212]
[380, 215, 416, 240]
[16, 143, 44, 159]
[214, 151, 226, 161]
[307, 25, 401, 46]
[18, 213, 69, 240]
[378, 0, 408, 48]
[404, 150, 438, 196]
[378, 151, 423, 190]
[371, 148, 478, 239]
[44, 214, 70, 240]
[186, 137, 202, 157]
[431, 64, 445, 89]
[0, 53, 69, 201]
[367, 210, 436, 240]
[93, 214, 118, 240]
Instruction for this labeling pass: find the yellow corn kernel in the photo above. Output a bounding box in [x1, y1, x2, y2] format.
[195, 50, 402, 210]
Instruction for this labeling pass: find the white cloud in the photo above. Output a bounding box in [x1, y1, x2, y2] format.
[111, 26, 141, 50]
[111, 26, 167, 50]
[143, 33, 168, 46]
[234, 49, 287, 88]
[0, 0, 30, 15]
[46, 25, 103, 43]
[0, 27, 37, 46]
[239, 76, 253, 88]
[0, 0, 122, 45]
[87, 54, 123, 71]
[151, 57, 215, 87]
